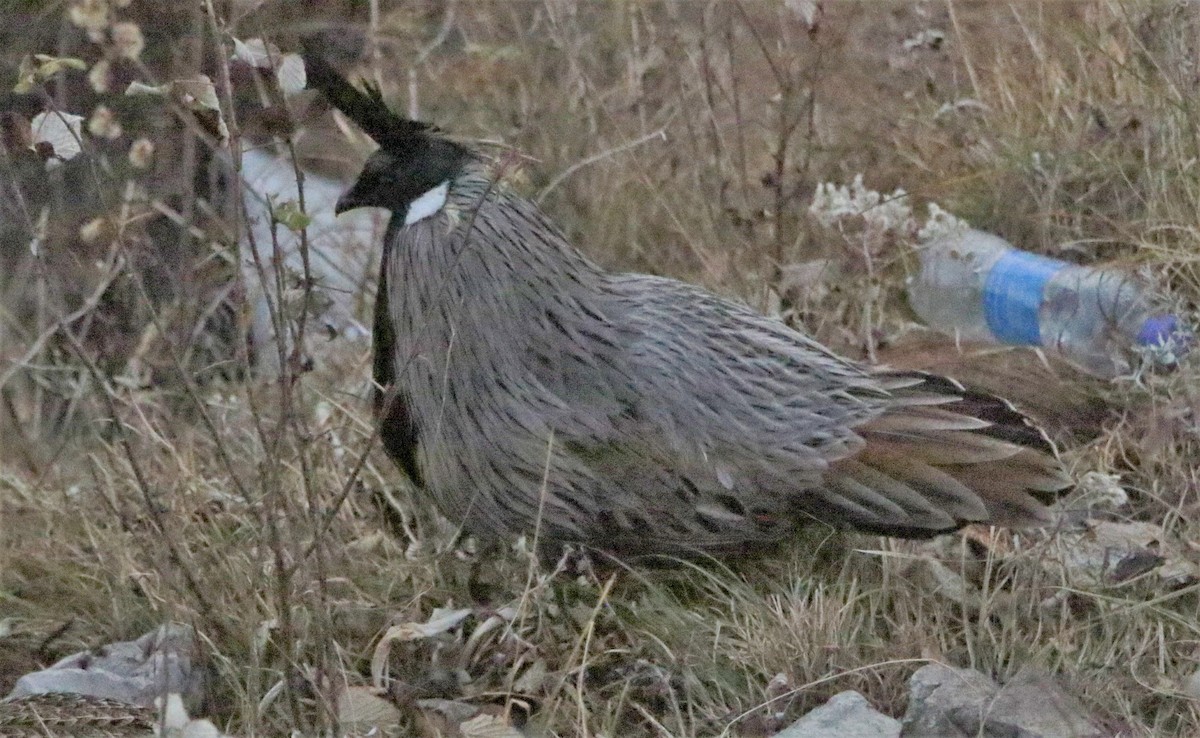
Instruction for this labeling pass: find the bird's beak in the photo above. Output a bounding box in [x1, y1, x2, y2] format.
[335, 178, 370, 214]
[334, 192, 357, 215]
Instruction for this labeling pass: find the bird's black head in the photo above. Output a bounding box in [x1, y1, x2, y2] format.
[302, 43, 473, 217]
[335, 137, 470, 216]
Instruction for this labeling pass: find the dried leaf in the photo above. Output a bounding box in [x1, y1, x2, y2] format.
[336, 685, 403, 735]
[174, 76, 221, 112]
[14, 54, 88, 93]
[126, 76, 229, 141]
[231, 37, 281, 69]
[417, 698, 480, 725]
[412, 699, 526, 738]
[400, 608, 473, 641]
[276, 53, 307, 96]
[511, 659, 548, 694]
[126, 77, 221, 112]
[13, 55, 35, 93]
[371, 608, 473, 687]
[176, 76, 228, 141]
[460, 713, 524, 738]
[126, 81, 168, 96]
[34, 53, 89, 75]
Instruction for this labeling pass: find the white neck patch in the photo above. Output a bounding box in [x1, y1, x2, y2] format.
[404, 181, 450, 225]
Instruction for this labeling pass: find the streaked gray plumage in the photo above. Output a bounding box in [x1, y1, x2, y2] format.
[307, 55, 1069, 557]
[359, 163, 1065, 556]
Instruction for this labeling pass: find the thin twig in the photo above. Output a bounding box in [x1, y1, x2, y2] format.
[536, 128, 668, 204]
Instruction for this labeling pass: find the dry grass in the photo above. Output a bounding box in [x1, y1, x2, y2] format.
[3, 1, 1200, 736]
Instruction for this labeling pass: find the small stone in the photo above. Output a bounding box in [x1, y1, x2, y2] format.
[901, 664, 1104, 738]
[775, 690, 900, 738]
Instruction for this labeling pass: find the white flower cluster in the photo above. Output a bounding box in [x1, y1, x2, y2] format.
[917, 202, 971, 243]
[809, 173, 916, 246]
[809, 174, 971, 247]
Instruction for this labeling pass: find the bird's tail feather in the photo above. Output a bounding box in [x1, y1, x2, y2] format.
[819, 370, 1069, 537]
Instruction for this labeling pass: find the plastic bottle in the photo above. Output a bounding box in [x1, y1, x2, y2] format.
[907, 228, 1190, 378]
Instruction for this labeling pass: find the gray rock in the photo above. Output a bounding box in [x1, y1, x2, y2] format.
[902, 664, 998, 737]
[901, 664, 1104, 738]
[985, 670, 1105, 738]
[775, 690, 901, 738]
[3, 623, 202, 708]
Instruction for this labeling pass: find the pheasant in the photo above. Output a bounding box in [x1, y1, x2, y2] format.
[303, 51, 1069, 558]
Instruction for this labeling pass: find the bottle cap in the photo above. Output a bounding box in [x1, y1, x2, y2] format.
[1136, 315, 1180, 346]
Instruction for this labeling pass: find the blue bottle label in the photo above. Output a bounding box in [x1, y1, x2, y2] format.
[982, 250, 1067, 345]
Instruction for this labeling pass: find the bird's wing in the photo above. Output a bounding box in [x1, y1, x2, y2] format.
[527, 273, 1063, 548]
[614, 274, 883, 466]
[518, 271, 895, 550]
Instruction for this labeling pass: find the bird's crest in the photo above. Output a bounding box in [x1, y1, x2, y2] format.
[300, 42, 437, 151]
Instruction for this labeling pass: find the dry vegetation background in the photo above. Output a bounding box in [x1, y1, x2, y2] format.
[2, 1, 1200, 735]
